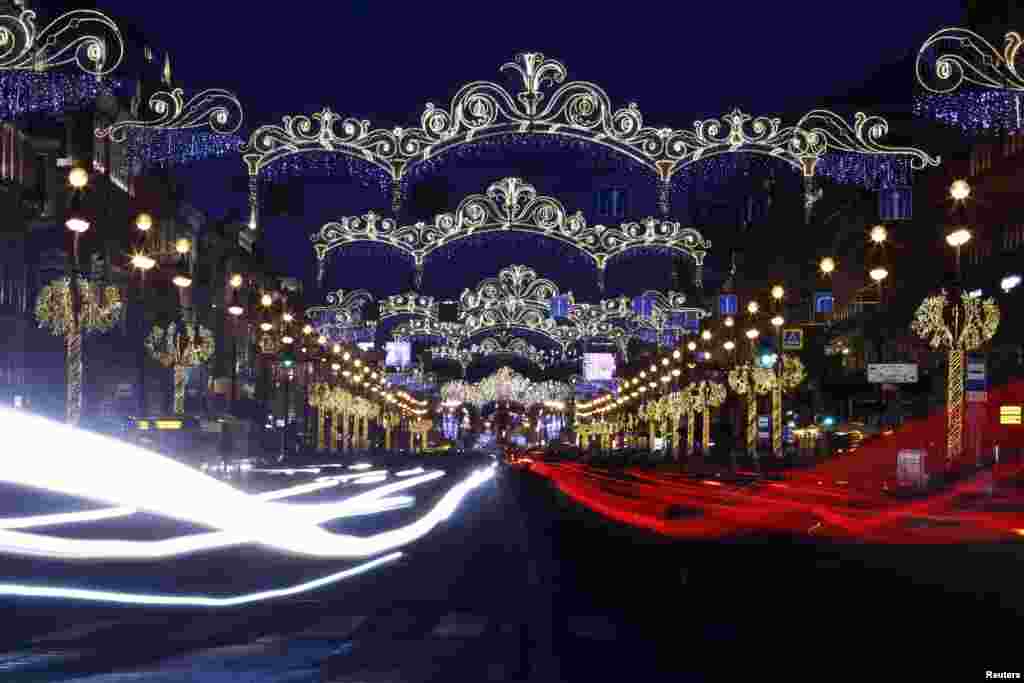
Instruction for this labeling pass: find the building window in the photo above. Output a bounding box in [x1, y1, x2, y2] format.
[596, 188, 627, 219]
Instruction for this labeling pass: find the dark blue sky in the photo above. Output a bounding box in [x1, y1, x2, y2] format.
[97, 0, 966, 292]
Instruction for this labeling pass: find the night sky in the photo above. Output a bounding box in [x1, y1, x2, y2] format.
[94, 0, 966, 293]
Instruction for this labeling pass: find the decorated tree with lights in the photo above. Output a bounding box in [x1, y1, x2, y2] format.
[35, 277, 122, 425]
[728, 363, 776, 457]
[912, 290, 999, 461]
[772, 355, 807, 456]
[685, 380, 728, 456]
[145, 322, 214, 414]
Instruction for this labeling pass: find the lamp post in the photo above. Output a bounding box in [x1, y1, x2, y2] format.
[767, 285, 787, 457]
[912, 180, 999, 466]
[65, 167, 90, 425]
[129, 213, 156, 417]
[227, 274, 245, 412]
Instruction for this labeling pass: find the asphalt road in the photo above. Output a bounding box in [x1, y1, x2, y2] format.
[1, 461, 1021, 681]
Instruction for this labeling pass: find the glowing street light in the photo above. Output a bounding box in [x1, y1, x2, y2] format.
[771, 285, 785, 301]
[771, 315, 784, 327]
[946, 228, 971, 248]
[869, 267, 889, 283]
[135, 212, 153, 232]
[68, 167, 89, 190]
[950, 179, 971, 202]
[870, 225, 888, 244]
[819, 257, 836, 275]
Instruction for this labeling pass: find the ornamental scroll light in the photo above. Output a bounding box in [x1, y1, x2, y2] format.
[246, 52, 939, 231]
[0, 9, 123, 77]
[915, 27, 1024, 132]
[96, 86, 245, 170]
[312, 177, 711, 292]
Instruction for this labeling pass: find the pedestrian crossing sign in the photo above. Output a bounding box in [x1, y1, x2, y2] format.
[782, 328, 803, 350]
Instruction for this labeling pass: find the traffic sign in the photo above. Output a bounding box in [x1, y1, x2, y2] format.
[966, 357, 986, 392]
[781, 328, 803, 350]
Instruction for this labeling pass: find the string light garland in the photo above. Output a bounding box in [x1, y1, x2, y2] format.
[0, 71, 116, 121]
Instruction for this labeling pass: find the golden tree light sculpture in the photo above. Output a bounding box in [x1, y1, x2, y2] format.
[912, 290, 999, 460]
[145, 322, 214, 414]
[728, 363, 775, 457]
[35, 277, 122, 425]
[686, 381, 728, 455]
[771, 355, 807, 457]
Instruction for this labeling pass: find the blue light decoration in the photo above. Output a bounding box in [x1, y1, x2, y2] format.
[121, 128, 242, 171]
[632, 293, 655, 318]
[0, 71, 117, 121]
[878, 186, 913, 222]
[815, 292, 834, 315]
[913, 88, 1022, 134]
[670, 150, 911, 192]
[261, 149, 391, 191]
[550, 295, 571, 319]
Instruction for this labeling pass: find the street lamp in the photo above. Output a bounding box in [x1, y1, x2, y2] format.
[135, 212, 153, 232]
[747, 301, 759, 315]
[771, 285, 785, 301]
[870, 225, 888, 245]
[771, 315, 784, 328]
[172, 239, 192, 289]
[950, 179, 971, 202]
[68, 166, 89, 191]
[869, 267, 889, 283]
[946, 228, 971, 277]
[819, 257, 836, 275]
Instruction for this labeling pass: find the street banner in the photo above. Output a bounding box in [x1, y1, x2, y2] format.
[867, 363, 918, 384]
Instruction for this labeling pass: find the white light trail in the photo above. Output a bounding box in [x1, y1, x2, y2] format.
[0, 552, 402, 607]
[349, 463, 373, 471]
[353, 474, 387, 485]
[0, 410, 483, 560]
[0, 468, 403, 530]
[396, 467, 425, 477]
[0, 472, 445, 560]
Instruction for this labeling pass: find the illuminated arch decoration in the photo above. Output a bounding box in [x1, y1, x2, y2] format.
[388, 265, 706, 354]
[915, 27, 1024, 133]
[96, 87, 245, 169]
[312, 177, 712, 290]
[441, 366, 571, 409]
[307, 290, 440, 343]
[245, 52, 939, 230]
[306, 288, 377, 343]
[469, 336, 555, 370]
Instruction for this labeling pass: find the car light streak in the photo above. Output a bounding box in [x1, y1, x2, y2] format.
[0, 471, 446, 560]
[349, 463, 373, 471]
[396, 467, 425, 477]
[0, 552, 402, 607]
[353, 474, 387, 485]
